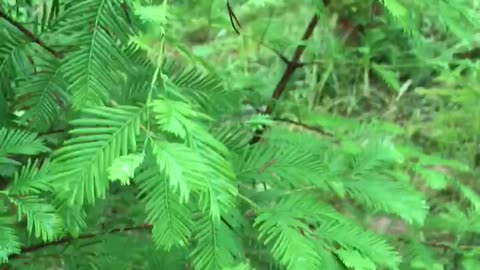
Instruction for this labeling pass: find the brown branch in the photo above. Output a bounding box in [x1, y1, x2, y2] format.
[258, 41, 290, 65]
[258, 159, 277, 174]
[249, 13, 320, 144]
[274, 117, 334, 137]
[9, 224, 152, 260]
[227, 1, 241, 35]
[268, 14, 319, 107]
[0, 9, 62, 58]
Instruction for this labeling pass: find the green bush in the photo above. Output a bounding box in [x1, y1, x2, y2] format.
[0, 1, 479, 269]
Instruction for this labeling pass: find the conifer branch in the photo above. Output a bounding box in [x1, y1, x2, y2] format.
[0, 9, 62, 58]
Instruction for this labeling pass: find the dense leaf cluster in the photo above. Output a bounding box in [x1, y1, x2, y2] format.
[1, 0, 479, 269]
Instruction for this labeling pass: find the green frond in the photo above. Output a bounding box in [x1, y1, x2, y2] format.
[198, 155, 238, 220]
[149, 96, 238, 218]
[236, 143, 326, 188]
[52, 105, 144, 205]
[150, 141, 209, 202]
[15, 54, 69, 131]
[117, 44, 156, 103]
[253, 194, 400, 269]
[150, 96, 213, 140]
[344, 177, 428, 225]
[9, 195, 63, 242]
[1, 0, 478, 267]
[211, 124, 251, 152]
[0, 210, 21, 264]
[57, 0, 131, 109]
[188, 132, 237, 217]
[108, 154, 144, 185]
[0, 128, 49, 165]
[135, 153, 193, 250]
[455, 181, 480, 211]
[401, 239, 441, 269]
[335, 249, 376, 270]
[7, 159, 53, 195]
[372, 64, 401, 92]
[316, 220, 401, 270]
[346, 138, 404, 172]
[167, 64, 242, 115]
[427, 1, 479, 42]
[54, 198, 87, 238]
[254, 195, 324, 270]
[425, 204, 468, 233]
[316, 249, 344, 270]
[0, 21, 33, 90]
[379, 0, 409, 25]
[191, 215, 243, 270]
[150, 139, 236, 219]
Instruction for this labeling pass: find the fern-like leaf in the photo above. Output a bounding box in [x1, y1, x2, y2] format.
[335, 249, 376, 270]
[52, 105, 144, 205]
[15, 54, 69, 131]
[108, 154, 144, 185]
[135, 153, 193, 250]
[0, 212, 20, 263]
[150, 97, 237, 218]
[150, 97, 212, 140]
[7, 159, 53, 195]
[316, 220, 401, 270]
[0, 128, 49, 165]
[57, 0, 131, 109]
[236, 143, 326, 189]
[0, 21, 32, 93]
[191, 215, 243, 270]
[344, 177, 428, 225]
[254, 195, 323, 270]
[9, 196, 63, 242]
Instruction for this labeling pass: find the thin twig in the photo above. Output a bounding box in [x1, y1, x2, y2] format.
[267, 14, 319, 106]
[258, 41, 290, 65]
[0, 9, 62, 58]
[274, 117, 334, 137]
[258, 159, 277, 174]
[237, 192, 259, 208]
[10, 224, 152, 260]
[226, 1, 241, 35]
[237, 33, 291, 64]
[250, 13, 320, 144]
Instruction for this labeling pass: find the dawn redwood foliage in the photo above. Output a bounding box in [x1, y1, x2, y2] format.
[0, 0, 479, 269]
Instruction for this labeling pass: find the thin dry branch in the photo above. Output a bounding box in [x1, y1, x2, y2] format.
[9, 224, 152, 260]
[250, 13, 320, 144]
[274, 117, 334, 137]
[0, 9, 62, 58]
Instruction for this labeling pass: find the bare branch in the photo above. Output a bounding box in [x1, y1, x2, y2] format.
[250, 13, 320, 144]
